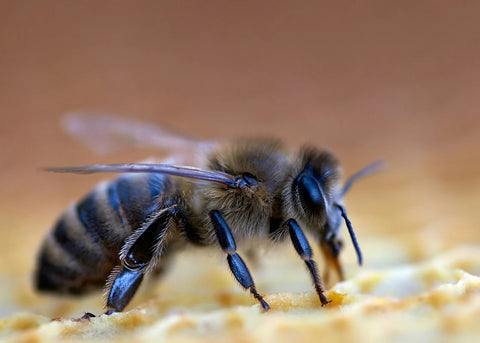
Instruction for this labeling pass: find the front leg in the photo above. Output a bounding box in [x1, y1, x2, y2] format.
[209, 210, 270, 312]
[286, 218, 331, 306]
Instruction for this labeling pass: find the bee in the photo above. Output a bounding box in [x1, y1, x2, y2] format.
[35, 113, 381, 313]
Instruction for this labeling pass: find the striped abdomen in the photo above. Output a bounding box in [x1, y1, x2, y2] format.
[35, 173, 172, 294]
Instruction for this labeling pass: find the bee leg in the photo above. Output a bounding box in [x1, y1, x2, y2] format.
[106, 207, 176, 312]
[209, 210, 270, 312]
[286, 219, 331, 306]
[106, 267, 144, 312]
[74, 312, 96, 321]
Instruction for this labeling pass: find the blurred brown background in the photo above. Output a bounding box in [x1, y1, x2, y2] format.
[0, 1, 479, 318]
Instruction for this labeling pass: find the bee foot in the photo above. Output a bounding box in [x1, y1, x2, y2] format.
[259, 298, 271, 312]
[72, 312, 96, 322]
[250, 287, 270, 312]
[319, 293, 332, 307]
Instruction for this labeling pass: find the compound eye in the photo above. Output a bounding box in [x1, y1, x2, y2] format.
[296, 173, 327, 217]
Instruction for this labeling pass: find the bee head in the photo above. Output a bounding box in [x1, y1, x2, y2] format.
[287, 151, 380, 266]
[286, 147, 342, 228]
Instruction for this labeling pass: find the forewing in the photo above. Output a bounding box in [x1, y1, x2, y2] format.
[46, 163, 238, 188]
[63, 111, 216, 155]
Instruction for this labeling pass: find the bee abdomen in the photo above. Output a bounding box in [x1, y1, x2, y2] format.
[36, 173, 171, 294]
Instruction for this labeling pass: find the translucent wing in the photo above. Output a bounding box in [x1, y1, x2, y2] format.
[63, 111, 216, 155]
[45, 163, 238, 188]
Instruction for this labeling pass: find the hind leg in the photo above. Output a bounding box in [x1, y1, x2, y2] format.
[105, 205, 182, 312]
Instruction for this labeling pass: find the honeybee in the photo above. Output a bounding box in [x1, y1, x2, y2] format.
[35, 113, 381, 313]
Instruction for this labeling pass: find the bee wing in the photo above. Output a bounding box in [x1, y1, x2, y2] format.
[63, 111, 216, 155]
[45, 163, 238, 188]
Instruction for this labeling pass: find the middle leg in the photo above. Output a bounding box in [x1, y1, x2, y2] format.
[209, 210, 270, 312]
